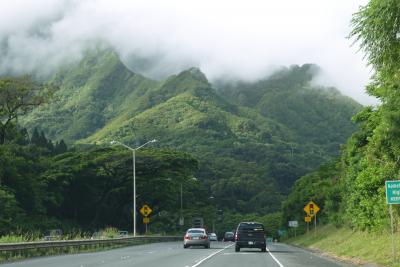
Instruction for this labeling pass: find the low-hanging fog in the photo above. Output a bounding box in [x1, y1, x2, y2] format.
[0, 0, 375, 104]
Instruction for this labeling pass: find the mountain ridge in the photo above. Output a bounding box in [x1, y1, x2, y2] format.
[20, 49, 362, 214]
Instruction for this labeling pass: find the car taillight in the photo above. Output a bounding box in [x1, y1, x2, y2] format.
[201, 235, 208, 240]
[235, 233, 238, 241]
[184, 235, 190, 240]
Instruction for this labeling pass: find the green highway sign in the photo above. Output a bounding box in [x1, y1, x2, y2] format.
[385, 181, 400, 204]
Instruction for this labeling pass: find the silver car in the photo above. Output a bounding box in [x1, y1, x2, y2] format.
[208, 233, 218, 241]
[183, 228, 210, 248]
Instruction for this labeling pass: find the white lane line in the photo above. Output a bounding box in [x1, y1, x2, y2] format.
[190, 244, 235, 267]
[266, 246, 285, 267]
[223, 252, 254, 255]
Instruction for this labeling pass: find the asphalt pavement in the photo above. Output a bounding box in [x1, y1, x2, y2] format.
[1, 241, 356, 267]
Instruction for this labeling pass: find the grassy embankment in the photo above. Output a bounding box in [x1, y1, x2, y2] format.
[286, 224, 400, 267]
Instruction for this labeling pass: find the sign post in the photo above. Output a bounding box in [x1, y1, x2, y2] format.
[288, 221, 298, 237]
[304, 201, 320, 236]
[314, 214, 317, 236]
[305, 216, 311, 233]
[140, 204, 152, 234]
[390, 204, 395, 262]
[385, 181, 400, 263]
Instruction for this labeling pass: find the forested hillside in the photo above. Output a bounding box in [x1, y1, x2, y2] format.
[282, 0, 400, 233]
[0, 125, 206, 233]
[217, 64, 360, 155]
[20, 52, 361, 217]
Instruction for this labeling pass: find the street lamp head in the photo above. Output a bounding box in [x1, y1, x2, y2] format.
[151, 139, 157, 143]
[110, 140, 117, 145]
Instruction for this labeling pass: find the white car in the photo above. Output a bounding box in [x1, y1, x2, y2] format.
[183, 228, 210, 248]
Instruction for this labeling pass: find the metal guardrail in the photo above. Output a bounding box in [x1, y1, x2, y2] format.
[0, 236, 181, 252]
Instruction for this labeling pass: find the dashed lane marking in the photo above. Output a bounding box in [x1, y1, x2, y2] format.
[189, 244, 235, 267]
[223, 252, 256, 255]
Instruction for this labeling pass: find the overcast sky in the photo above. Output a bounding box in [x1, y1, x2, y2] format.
[0, 0, 376, 104]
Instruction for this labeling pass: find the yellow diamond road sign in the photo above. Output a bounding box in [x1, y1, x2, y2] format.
[140, 204, 152, 217]
[303, 201, 320, 217]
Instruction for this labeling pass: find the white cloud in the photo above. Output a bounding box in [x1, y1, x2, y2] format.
[0, 0, 376, 104]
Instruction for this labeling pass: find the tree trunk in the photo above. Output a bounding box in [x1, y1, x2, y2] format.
[0, 126, 5, 145]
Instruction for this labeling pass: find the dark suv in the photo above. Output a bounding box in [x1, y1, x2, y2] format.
[235, 222, 266, 252]
[223, 231, 235, 242]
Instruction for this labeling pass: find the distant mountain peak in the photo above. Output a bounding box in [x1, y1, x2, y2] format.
[188, 67, 203, 75]
[299, 63, 321, 75]
[180, 67, 209, 83]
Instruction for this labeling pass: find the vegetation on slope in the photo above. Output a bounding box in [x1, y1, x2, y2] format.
[19, 51, 361, 219]
[217, 64, 361, 155]
[22, 50, 159, 140]
[288, 225, 397, 267]
[0, 28, 365, 238]
[281, 0, 400, 233]
[268, 4, 400, 266]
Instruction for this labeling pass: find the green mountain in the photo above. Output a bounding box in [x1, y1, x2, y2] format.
[21, 50, 362, 215]
[23, 50, 159, 140]
[217, 64, 361, 155]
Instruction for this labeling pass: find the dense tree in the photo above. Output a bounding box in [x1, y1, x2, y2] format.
[30, 127, 40, 145]
[0, 138, 209, 233]
[281, 161, 341, 228]
[0, 76, 54, 144]
[282, 0, 400, 231]
[54, 140, 68, 154]
[340, 0, 400, 229]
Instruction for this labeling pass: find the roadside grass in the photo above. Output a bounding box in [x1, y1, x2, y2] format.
[0, 227, 120, 244]
[286, 224, 398, 267]
[0, 227, 154, 263]
[0, 233, 41, 243]
[0, 242, 136, 263]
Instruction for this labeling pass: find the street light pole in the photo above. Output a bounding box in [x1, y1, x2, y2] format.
[209, 196, 216, 233]
[133, 149, 136, 237]
[178, 177, 197, 227]
[111, 139, 157, 237]
[180, 183, 183, 218]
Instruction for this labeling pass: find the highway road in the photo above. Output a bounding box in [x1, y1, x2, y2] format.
[2, 241, 355, 267]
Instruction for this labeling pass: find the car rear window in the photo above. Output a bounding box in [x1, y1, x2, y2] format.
[188, 229, 204, 234]
[238, 223, 264, 231]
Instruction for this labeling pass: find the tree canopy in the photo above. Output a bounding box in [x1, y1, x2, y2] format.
[0, 76, 54, 144]
[282, 0, 400, 232]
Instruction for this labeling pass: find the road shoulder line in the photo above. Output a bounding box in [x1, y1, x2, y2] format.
[266, 246, 285, 267]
